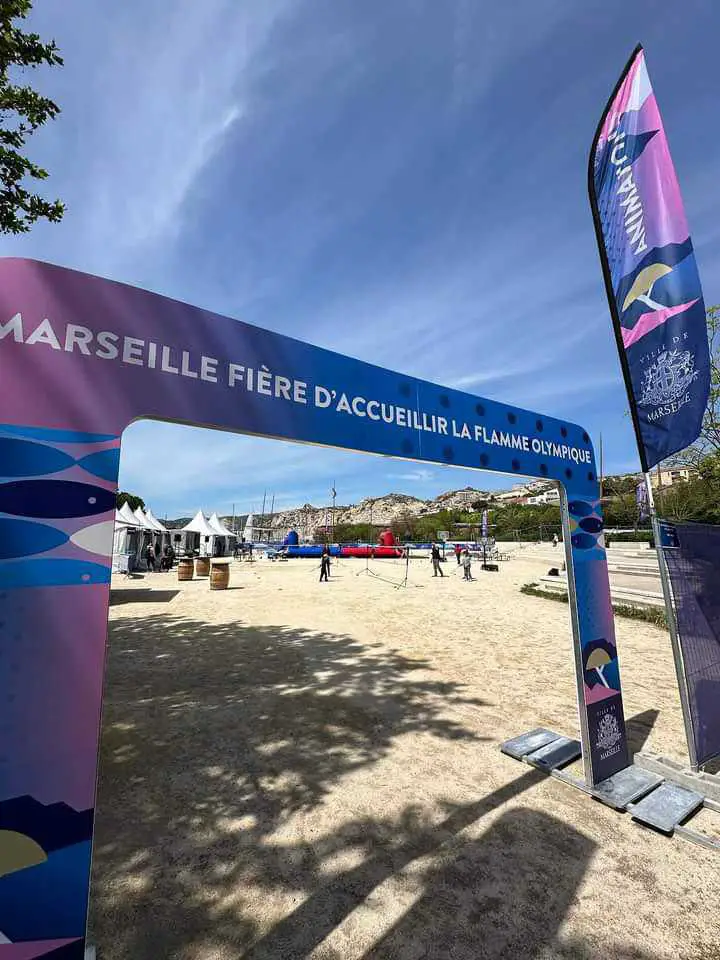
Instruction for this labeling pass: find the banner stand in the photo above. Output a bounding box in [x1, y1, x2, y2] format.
[644, 475, 700, 770]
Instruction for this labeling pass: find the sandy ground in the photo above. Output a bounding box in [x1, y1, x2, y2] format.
[90, 547, 720, 959]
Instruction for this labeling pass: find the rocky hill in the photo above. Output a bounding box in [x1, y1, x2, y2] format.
[225, 486, 490, 540]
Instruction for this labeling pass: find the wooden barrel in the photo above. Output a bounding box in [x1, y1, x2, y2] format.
[177, 559, 194, 581]
[195, 556, 210, 577]
[210, 561, 230, 590]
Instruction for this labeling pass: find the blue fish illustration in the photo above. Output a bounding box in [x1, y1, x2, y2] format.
[571, 532, 598, 551]
[0, 437, 75, 478]
[0, 518, 68, 558]
[0, 423, 117, 444]
[0, 558, 110, 588]
[579, 516, 604, 535]
[0, 436, 120, 481]
[76, 448, 120, 482]
[0, 480, 115, 518]
[568, 500, 593, 517]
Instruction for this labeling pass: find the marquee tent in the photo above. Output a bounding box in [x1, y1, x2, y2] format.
[208, 512, 236, 557]
[113, 508, 140, 572]
[117, 501, 140, 526]
[180, 510, 221, 556]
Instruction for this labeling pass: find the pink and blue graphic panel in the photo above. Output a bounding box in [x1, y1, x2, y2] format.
[590, 46, 710, 470]
[0, 258, 627, 954]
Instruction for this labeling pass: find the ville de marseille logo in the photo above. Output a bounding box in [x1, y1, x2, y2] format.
[639, 348, 698, 408]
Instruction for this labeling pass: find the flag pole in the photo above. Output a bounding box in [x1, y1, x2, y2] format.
[643, 471, 699, 769]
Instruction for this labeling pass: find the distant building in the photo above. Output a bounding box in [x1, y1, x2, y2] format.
[494, 485, 533, 505]
[650, 468, 695, 489]
[526, 488, 561, 505]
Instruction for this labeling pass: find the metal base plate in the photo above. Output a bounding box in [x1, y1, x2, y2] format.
[628, 782, 704, 834]
[500, 728, 561, 761]
[525, 736, 581, 772]
[591, 766, 664, 811]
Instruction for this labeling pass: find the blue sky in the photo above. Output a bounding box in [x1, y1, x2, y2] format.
[5, 1, 720, 518]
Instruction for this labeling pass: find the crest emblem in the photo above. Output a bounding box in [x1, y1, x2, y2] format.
[596, 713, 622, 752]
[639, 349, 697, 407]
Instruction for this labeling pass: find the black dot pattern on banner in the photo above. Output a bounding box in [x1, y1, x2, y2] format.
[582, 431, 590, 444]
[588, 472, 595, 482]
[507, 412, 517, 424]
[540, 463, 548, 475]
[536, 419, 543, 432]
[439, 395, 450, 408]
[399, 383, 411, 397]
[443, 446, 454, 461]
[476, 403, 485, 416]
[560, 426, 568, 438]
[480, 453, 489, 466]
[401, 439, 413, 454]
[511, 459, 520, 471]
[565, 468, 573, 479]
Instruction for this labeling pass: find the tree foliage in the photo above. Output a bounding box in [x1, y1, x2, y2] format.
[667, 305, 720, 466]
[117, 491, 145, 512]
[0, 0, 64, 233]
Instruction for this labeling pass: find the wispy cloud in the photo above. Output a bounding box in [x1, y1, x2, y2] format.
[7, 2, 719, 516]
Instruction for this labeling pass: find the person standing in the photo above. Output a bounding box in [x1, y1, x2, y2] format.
[462, 548, 472, 581]
[320, 544, 331, 582]
[454, 543, 462, 565]
[552, 534, 559, 548]
[146, 542, 156, 573]
[431, 543, 444, 577]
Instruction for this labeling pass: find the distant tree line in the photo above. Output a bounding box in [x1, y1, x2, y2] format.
[328, 451, 720, 543]
[116, 491, 145, 511]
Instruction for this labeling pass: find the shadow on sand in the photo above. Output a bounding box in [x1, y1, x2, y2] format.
[89, 614, 658, 959]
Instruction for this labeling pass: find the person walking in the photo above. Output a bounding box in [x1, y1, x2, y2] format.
[454, 543, 462, 565]
[320, 544, 331, 582]
[552, 533, 559, 548]
[462, 548, 472, 581]
[145, 542, 156, 573]
[431, 543, 444, 577]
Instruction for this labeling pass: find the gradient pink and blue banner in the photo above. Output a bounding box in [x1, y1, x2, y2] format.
[590, 45, 710, 470]
[0, 258, 627, 955]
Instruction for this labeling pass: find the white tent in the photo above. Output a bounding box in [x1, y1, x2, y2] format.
[208, 512, 236, 557]
[181, 510, 218, 556]
[182, 510, 217, 536]
[131, 506, 155, 530]
[118, 501, 139, 526]
[113, 509, 140, 572]
[208, 513, 235, 537]
[144, 507, 168, 533]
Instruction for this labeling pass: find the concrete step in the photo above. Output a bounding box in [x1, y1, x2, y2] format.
[538, 576, 665, 609]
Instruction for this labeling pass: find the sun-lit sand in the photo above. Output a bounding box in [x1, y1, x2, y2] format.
[90, 547, 720, 959]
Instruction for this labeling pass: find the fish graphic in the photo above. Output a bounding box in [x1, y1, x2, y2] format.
[568, 500, 594, 517]
[0, 558, 110, 588]
[571, 532, 598, 551]
[0, 438, 119, 481]
[0, 438, 75, 477]
[579, 516, 604, 535]
[0, 518, 68, 559]
[74, 449, 120, 482]
[0, 423, 117, 444]
[0, 480, 115, 518]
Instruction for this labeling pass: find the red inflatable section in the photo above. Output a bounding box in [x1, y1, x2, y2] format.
[341, 545, 404, 558]
[378, 529, 396, 546]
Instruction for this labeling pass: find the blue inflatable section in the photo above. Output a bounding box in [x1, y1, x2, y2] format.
[283, 545, 341, 558]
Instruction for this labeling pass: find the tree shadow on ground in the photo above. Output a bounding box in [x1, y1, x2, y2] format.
[89, 614, 488, 958]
